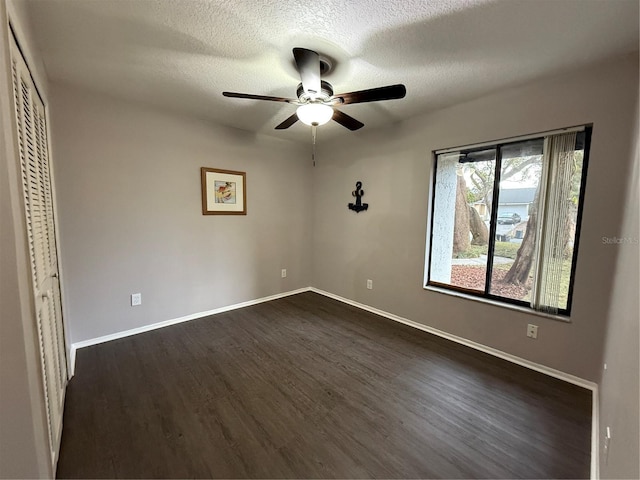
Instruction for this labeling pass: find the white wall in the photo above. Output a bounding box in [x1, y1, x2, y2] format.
[49, 84, 313, 344]
[312, 54, 639, 382]
[598, 97, 639, 479]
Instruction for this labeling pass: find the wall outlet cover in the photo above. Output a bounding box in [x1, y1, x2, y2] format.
[131, 293, 142, 306]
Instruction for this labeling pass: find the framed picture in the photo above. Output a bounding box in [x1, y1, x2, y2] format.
[201, 167, 247, 215]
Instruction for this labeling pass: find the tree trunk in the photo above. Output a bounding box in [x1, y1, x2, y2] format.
[504, 186, 540, 284]
[563, 217, 575, 258]
[469, 206, 489, 245]
[452, 175, 470, 254]
[483, 192, 493, 217]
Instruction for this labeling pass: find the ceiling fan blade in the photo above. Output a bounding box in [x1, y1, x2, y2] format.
[336, 84, 406, 105]
[332, 109, 364, 131]
[275, 113, 299, 130]
[293, 48, 321, 97]
[223, 91, 296, 103]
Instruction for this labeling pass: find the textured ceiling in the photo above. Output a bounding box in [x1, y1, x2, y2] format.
[23, 0, 640, 143]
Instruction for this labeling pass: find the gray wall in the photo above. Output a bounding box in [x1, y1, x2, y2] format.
[312, 54, 638, 382]
[598, 97, 639, 479]
[49, 84, 313, 344]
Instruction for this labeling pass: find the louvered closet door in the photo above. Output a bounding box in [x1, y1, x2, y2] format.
[10, 39, 67, 465]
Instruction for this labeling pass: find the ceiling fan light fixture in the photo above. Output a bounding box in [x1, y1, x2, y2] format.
[296, 103, 333, 126]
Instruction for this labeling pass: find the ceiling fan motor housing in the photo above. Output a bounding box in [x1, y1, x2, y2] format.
[297, 80, 334, 103]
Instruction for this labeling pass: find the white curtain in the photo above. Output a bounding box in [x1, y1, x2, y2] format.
[533, 132, 577, 313]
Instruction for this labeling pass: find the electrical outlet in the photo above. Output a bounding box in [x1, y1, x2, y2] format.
[131, 293, 142, 306]
[604, 426, 611, 465]
[281, 269, 287, 278]
[366, 279, 373, 290]
[526, 324, 538, 339]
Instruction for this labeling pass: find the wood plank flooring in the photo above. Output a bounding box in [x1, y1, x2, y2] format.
[56, 292, 592, 478]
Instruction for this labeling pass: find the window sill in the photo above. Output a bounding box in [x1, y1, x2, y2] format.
[424, 285, 571, 323]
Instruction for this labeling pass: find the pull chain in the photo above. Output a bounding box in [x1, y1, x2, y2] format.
[311, 124, 317, 167]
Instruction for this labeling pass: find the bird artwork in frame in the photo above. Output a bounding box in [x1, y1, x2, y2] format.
[201, 167, 246, 215]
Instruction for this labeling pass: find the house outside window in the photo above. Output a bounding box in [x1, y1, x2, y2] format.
[426, 126, 591, 316]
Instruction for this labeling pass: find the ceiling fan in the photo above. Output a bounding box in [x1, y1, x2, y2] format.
[222, 48, 406, 131]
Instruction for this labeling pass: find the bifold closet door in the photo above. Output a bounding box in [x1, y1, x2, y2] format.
[10, 37, 67, 465]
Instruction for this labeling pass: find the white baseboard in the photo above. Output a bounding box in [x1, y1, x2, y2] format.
[69, 285, 599, 478]
[309, 287, 599, 479]
[591, 386, 600, 479]
[69, 287, 311, 376]
[71, 285, 597, 390]
[309, 287, 596, 390]
[68, 346, 76, 380]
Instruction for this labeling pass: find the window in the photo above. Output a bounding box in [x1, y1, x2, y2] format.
[426, 127, 591, 316]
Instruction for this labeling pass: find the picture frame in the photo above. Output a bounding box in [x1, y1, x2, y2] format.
[201, 167, 247, 215]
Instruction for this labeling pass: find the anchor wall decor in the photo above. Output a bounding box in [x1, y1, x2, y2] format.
[348, 181, 368, 213]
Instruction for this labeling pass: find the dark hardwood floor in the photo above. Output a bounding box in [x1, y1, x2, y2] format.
[57, 292, 592, 479]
